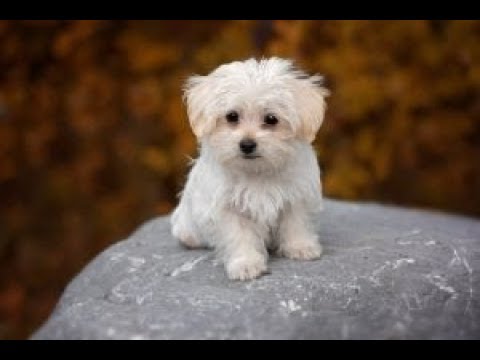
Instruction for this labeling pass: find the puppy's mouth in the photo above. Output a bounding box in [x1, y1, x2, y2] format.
[242, 154, 261, 160]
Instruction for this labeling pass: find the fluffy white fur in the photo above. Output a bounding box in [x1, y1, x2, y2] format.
[170, 57, 329, 280]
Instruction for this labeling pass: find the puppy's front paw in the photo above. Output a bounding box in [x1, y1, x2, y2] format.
[278, 240, 322, 260]
[226, 255, 267, 281]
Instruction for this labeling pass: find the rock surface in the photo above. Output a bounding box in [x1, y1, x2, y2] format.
[32, 199, 480, 339]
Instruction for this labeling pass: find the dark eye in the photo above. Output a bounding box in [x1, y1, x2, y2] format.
[226, 111, 239, 123]
[264, 114, 278, 126]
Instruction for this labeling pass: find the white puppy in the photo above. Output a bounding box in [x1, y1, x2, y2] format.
[171, 57, 329, 280]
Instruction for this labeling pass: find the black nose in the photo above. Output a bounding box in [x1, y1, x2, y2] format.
[239, 139, 257, 154]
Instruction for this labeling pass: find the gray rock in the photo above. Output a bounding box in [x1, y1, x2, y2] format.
[31, 199, 480, 340]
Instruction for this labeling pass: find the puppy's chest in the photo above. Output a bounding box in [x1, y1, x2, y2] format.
[224, 183, 290, 225]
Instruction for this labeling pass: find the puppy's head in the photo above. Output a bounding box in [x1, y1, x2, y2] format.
[183, 57, 329, 172]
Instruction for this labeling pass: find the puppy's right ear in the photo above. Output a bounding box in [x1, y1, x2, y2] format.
[183, 75, 217, 138]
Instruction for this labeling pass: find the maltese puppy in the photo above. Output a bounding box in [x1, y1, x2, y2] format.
[171, 57, 329, 280]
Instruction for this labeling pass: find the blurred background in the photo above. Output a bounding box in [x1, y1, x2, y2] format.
[0, 20, 479, 339]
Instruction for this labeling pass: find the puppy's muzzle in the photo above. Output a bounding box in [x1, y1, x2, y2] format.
[239, 138, 257, 155]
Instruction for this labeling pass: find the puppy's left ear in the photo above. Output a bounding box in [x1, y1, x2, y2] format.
[290, 72, 330, 143]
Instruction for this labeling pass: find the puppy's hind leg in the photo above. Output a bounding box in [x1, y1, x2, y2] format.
[170, 204, 204, 249]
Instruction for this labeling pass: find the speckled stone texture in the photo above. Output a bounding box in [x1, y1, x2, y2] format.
[32, 199, 480, 339]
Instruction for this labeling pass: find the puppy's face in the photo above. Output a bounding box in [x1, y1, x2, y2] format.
[184, 58, 329, 173]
